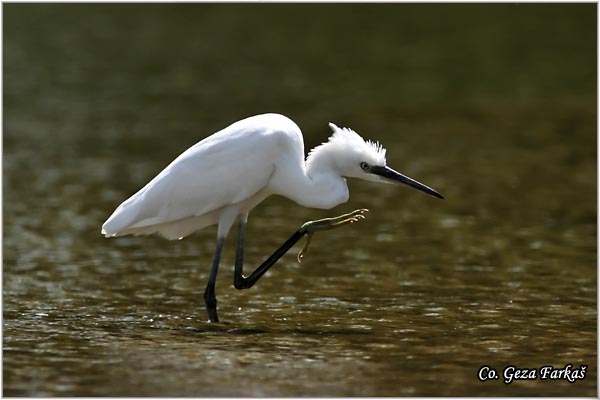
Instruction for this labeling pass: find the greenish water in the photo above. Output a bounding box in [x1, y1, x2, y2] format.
[4, 4, 596, 396]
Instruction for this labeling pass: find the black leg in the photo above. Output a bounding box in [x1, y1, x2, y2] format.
[233, 209, 368, 290]
[204, 237, 225, 322]
[233, 220, 247, 289]
[233, 220, 306, 290]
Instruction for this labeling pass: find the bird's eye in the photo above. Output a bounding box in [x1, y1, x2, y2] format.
[360, 162, 369, 171]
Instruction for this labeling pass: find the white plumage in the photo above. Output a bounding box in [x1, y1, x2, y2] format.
[102, 113, 391, 240]
[101, 112, 444, 322]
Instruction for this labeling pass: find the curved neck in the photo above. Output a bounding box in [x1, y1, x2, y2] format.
[300, 168, 349, 209]
[269, 146, 349, 210]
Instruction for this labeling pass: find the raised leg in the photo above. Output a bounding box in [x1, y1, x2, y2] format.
[233, 221, 305, 290]
[233, 209, 368, 290]
[297, 208, 368, 262]
[204, 237, 225, 322]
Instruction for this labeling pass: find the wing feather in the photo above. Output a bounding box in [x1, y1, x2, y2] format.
[102, 114, 298, 237]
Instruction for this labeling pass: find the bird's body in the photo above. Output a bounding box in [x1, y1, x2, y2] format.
[103, 114, 297, 239]
[102, 113, 353, 240]
[102, 113, 443, 322]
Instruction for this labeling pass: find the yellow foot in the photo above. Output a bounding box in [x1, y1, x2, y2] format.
[297, 209, 369, 263]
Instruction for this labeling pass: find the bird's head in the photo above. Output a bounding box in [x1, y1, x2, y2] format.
[307, 123, 444, 199]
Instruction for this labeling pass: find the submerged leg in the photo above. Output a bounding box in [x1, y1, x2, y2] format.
[204, 237, 225, 322]
[233, 209, 368, 290]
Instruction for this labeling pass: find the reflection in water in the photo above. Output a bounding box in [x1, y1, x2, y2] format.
[4, 3, 596, 397]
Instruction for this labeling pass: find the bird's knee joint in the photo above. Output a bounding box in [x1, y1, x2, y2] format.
[205, 298, 217, 310]
[298, 225, 309, 235]
[204, 290, 217, 305]
[234, 279, 252, 290]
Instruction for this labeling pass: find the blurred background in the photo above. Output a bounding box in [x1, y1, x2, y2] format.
[3, 3, 596, 396]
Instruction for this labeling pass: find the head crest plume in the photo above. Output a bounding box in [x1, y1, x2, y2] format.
[306, 122, 387, 168]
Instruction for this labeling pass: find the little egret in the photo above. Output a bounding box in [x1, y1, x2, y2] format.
[102, 113, 443, 322]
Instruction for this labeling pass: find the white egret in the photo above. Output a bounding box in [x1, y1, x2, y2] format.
[102, 113, 443, 322]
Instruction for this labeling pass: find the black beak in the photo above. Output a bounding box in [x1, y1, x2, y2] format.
[370, 165, 444, 199]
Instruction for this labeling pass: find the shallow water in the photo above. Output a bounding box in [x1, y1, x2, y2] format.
[3, 4, 596, 396]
